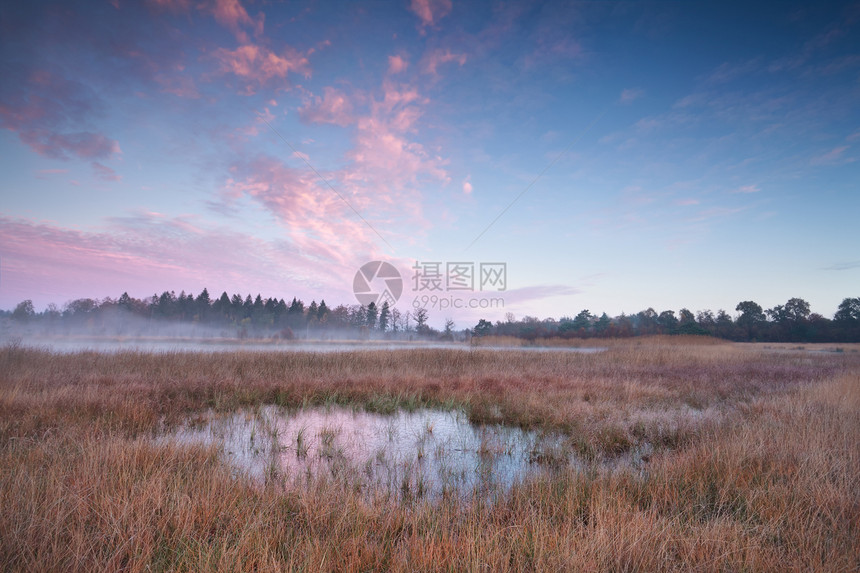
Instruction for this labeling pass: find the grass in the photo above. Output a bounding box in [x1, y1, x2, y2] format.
[1, 339, 858, 571]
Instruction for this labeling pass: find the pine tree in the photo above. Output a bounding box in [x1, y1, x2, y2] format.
[378, 301, 390, 332]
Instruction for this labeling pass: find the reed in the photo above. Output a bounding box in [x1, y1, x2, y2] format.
[1, 340, 857, 571]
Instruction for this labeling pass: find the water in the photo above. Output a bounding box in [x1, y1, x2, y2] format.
[166, 406, 583, 500]
[14, 336, 606, 354]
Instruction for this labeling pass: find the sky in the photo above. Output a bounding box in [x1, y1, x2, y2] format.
[1, 0, 858, 326]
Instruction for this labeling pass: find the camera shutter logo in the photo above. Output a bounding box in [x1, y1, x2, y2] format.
[353, 261, 403, 306]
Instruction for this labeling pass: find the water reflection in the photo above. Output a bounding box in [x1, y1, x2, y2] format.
[168, 406, 579, 500]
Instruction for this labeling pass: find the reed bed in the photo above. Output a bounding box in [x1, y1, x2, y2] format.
[1, 340, 858, 571]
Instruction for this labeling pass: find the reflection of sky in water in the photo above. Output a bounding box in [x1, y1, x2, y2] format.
[168, 406, 578, 499]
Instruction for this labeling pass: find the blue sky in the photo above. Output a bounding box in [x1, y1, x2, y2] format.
[1, 0, 858, 325]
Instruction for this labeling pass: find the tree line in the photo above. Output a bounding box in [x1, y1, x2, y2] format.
[3, 289, 449, 339]
[473, 297, 860, 343]
[4, 290, 859, 342]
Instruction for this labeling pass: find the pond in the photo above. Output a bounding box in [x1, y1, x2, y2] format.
[165, 405, 619, 500]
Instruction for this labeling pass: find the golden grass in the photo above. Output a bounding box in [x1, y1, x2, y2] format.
[1, 340, 858, 571]
[472, 334, 729, 348]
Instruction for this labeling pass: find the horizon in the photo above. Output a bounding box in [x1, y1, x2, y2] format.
[1, 0, 858, 326]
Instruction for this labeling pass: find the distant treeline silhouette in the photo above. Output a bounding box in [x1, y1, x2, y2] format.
[3, 290, 860, 343]
[476, 296, 860, 343]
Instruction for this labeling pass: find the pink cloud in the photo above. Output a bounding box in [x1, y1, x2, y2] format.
[422, 49, 467, 76]
[462, 177, 473, 194]
[299, 87, 355, 126]
[35, 168, 69, 178]
[231, 72, 450, 251]
[210, 0, 262, 43]
[91, 162, 122, 182]
[215, 44, 311, 90]
[676, 198, 699, 206]
[731, 184, 760, 194]
[155, 71, 200, 98]
[810, 145, 851, 166]
[18, 131, 121, 161]
[0, 213, 361, 310]
[0, 69, 121, 162]
[388, 55, 409, 74]
[222, 155, 386, 267]
[409, 0, 452, 27]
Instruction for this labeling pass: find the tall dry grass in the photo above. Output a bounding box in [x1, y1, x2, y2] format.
[1, 340, 858, 571]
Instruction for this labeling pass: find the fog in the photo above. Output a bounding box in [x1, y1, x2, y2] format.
[1, 309, 606, 354]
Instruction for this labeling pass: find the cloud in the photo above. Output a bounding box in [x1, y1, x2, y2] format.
[299, 87, 355, 126]
[0, 213, 359, 309]
[155, 70, 200, 98]
[0, 68, 121, 162]
[676, 198, 700, 206]
[226, 75, 450, 253]
[704, 59, 761, 84]
[388, 54, 409, 75]
[619, 88, 643, 104]
[500, 285, 582, 305]
[91, 162, 122, 182]
[409, 0, 452, 27]
[222, 154, 383, 267]
[422, 49, 467, 76]
[210, 0, 262, 43]
[462, 177, 473, 194]
[823, 260, 860, 271]
[215, 44, 311, 91]
[35, 169, 69, 178]
[731, 184, 760, 194]
[810, 145, 851, 165]
[20, 131, 121, 161]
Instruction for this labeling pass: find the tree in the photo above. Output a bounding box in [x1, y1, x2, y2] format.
[679, 308, 695, 325]
[194, 288, 211, 321]
[390, 307, 402, 333]
[12, 300, 35, 321]
[44, 303, 61, 320]
[378, 301, 390, 332]
[414, 307, 429, 334]
[287, 297, 304, 327]
[442, 318, 455, 340]
[473, 319, 493, 337]
[736, 301, 765, 325]
[696, 310, 715, 331]
[307, 300, 319, 318]
[784, 297, 810, 322]
[214, 292, 230, 320]
[572, 309, 593, 333]
[156, 291, 176, 318]
[834, 297, 860, 322]
[766, 304, 787, 323]
[118, 292, 133, 312]
[657, 310, 678, 332]
[637, 308, 659, 335]
[317, 300, 330, 322]
[366, 302, 378, 329]
[594, 313, 611, 336]
[64, 298, 97, 317]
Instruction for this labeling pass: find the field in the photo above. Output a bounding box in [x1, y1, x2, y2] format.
[1, 339, 858, 571]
